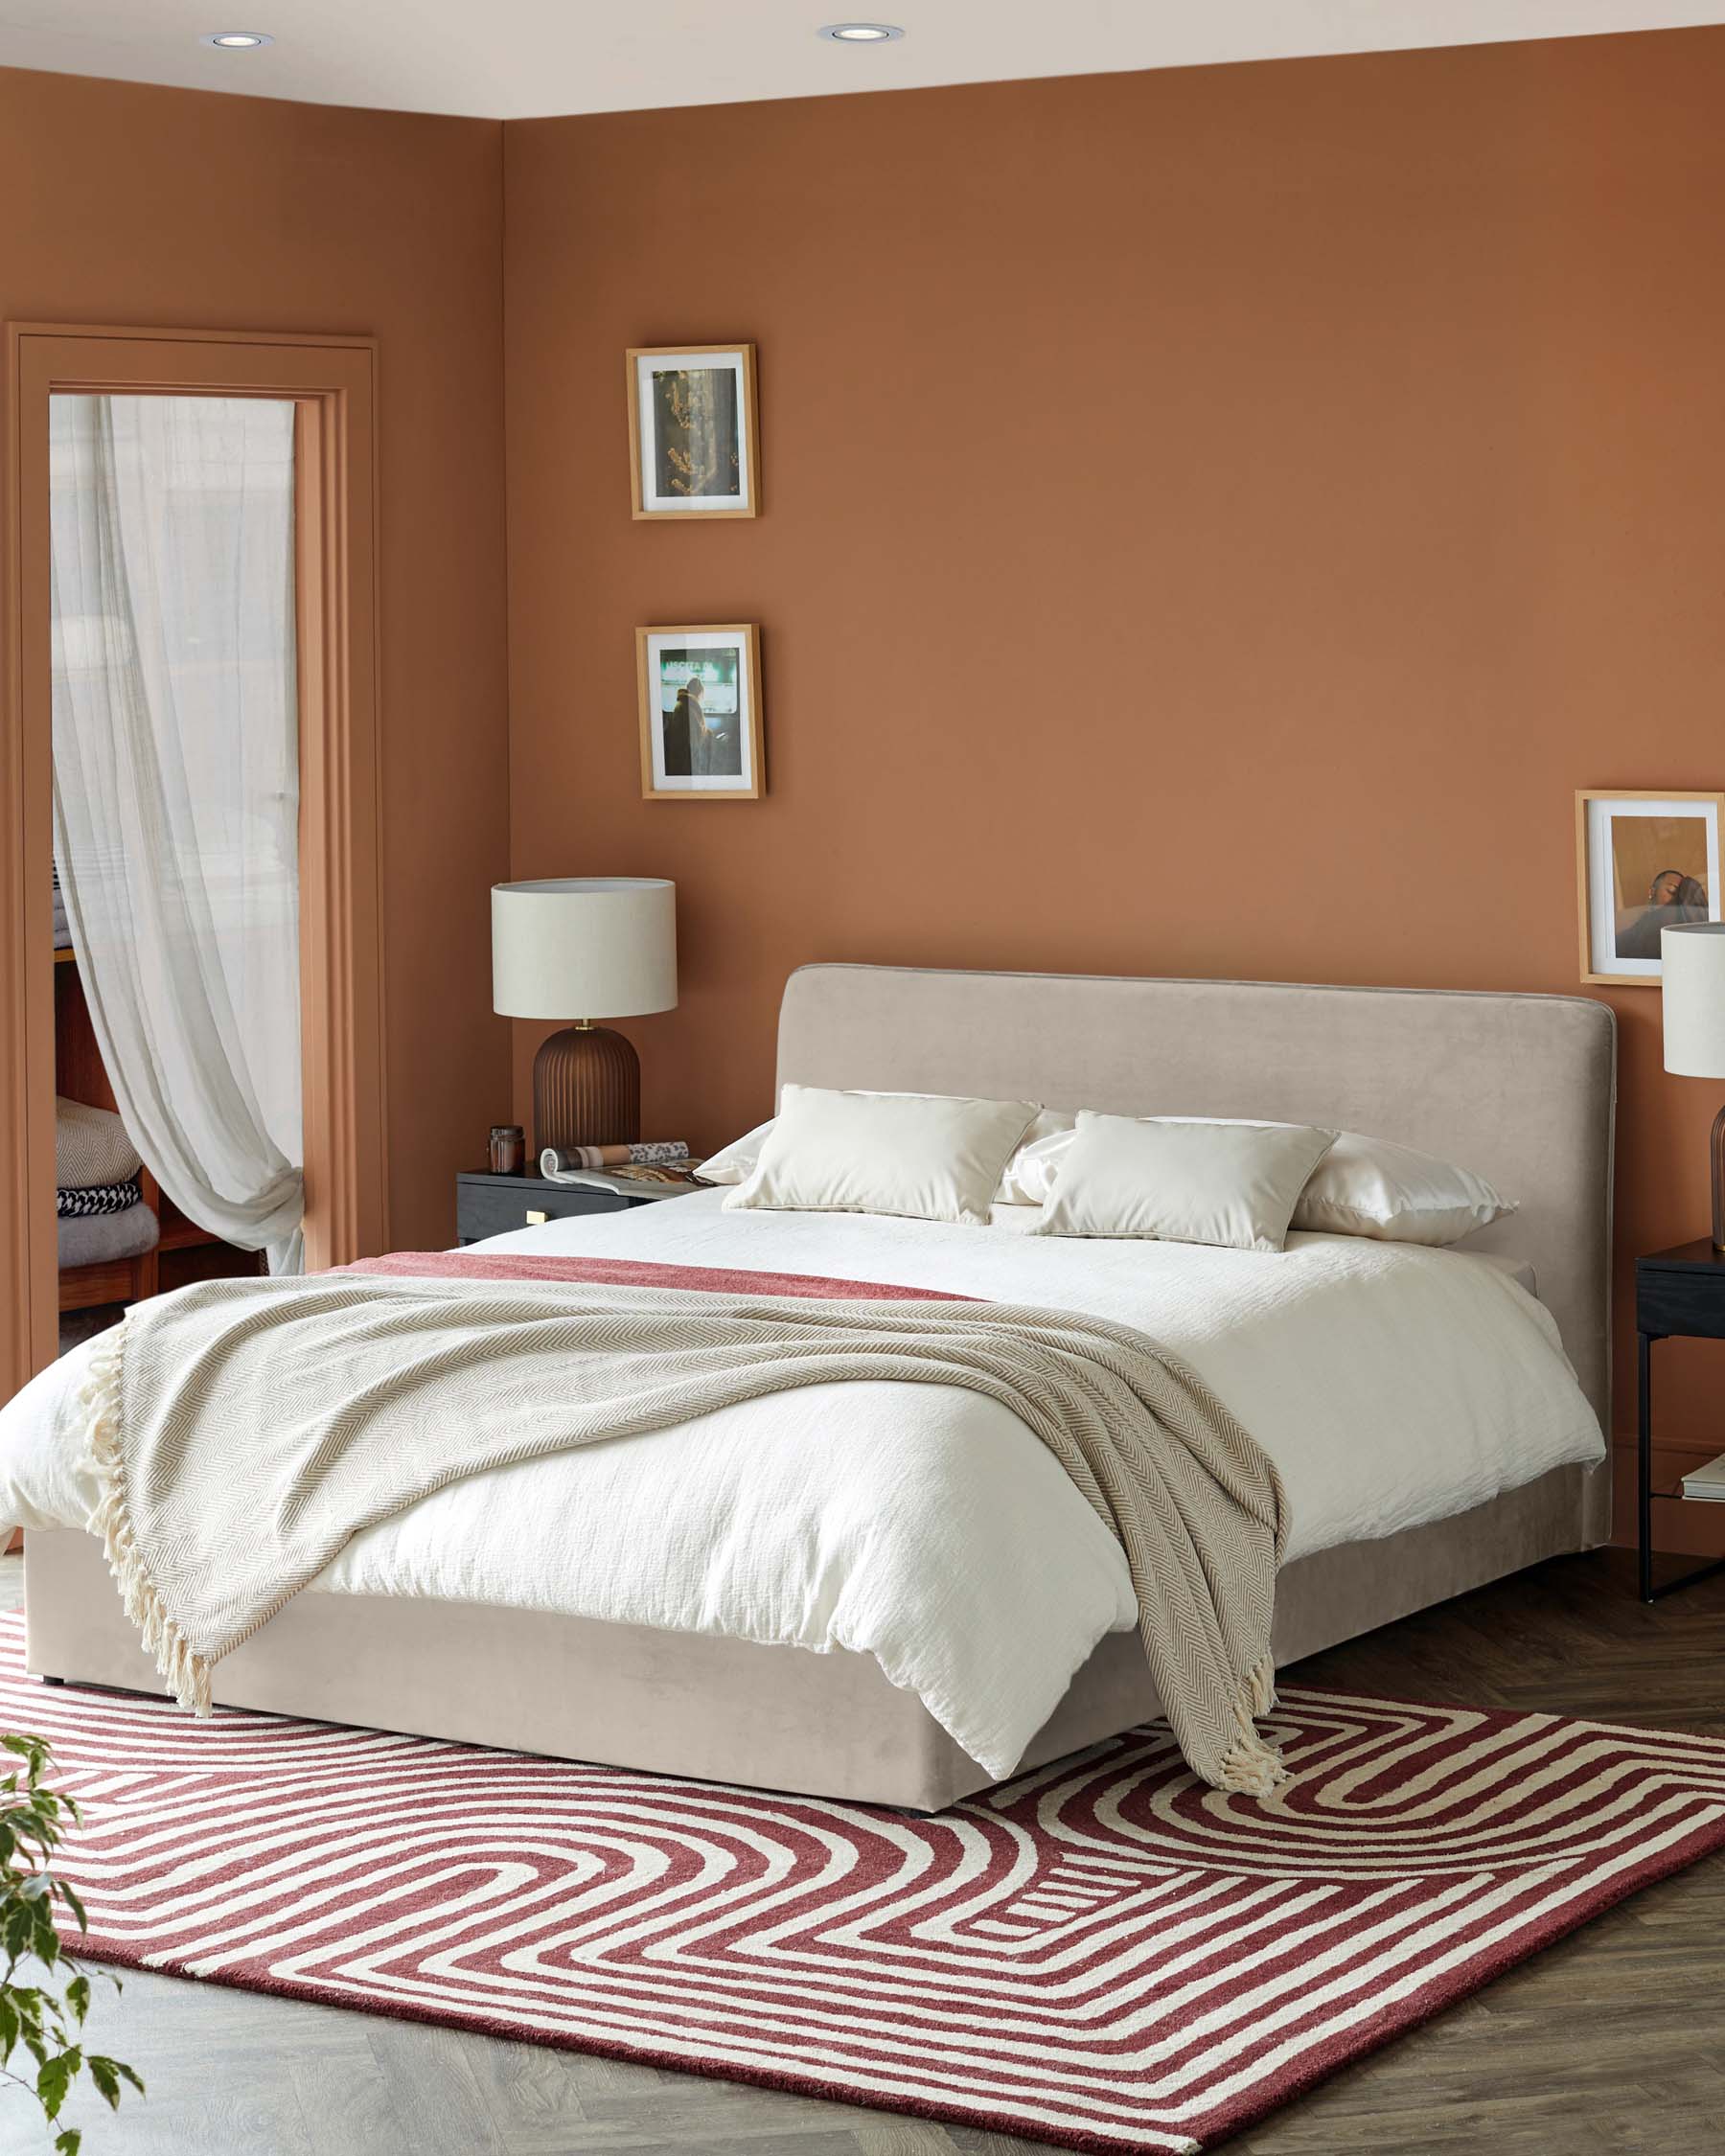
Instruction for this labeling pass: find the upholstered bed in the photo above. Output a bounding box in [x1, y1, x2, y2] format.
[10, 965, 1615, 1810]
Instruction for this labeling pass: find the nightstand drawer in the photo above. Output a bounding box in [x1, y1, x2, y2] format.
[1637, 1263, 1725, 1341]
[456, 1175, 623, 1246]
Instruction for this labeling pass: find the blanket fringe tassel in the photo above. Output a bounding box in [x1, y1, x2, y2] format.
[79, 1327, 214, 1718]
[1218, 1655, 1287, 1797]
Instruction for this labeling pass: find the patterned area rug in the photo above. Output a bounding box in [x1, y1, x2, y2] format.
[7, 1614, 1725, 2154]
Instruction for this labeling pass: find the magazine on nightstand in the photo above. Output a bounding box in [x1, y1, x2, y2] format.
[539, 1146, 707, 1202]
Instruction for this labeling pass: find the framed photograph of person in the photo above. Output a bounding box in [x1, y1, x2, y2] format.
[627, 345, 759, 519]
[637, 626, 764, 801]
[1576, 789, 1725, 984]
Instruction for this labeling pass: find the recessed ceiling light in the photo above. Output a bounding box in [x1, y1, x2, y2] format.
[201, 31, 272, 49]
[818, 22, 905, 43]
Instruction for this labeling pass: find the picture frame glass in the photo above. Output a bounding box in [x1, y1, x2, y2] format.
[1584, 796, 1722, 979]
[645, 631, 756, 794]
[635, 351, 751, 515]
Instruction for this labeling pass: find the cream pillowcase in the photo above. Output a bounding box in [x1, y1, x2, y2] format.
[696, 1119, 774, 1184]
[724, 1084, 1040, 1226]
[1032, 1112, 1337, 1252]
[999, 1108, 1077, 1201]
[1013, 1118, 1514, 1247]
[1291, 1130, 1516, 1247]
[702, 1101, 1070, 1203]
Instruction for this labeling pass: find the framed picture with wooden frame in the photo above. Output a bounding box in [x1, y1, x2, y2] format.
[637, 625, 764, 801]
[627, 344, 759, 519]
[1576, 789, 1725, 985]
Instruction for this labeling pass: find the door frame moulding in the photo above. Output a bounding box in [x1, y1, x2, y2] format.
[1, 322, 388, 1398]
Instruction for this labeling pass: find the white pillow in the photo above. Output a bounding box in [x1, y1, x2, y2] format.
[724, 1084, 1040, 1227]
[696, 1119, 774, 1184]
[1294, 1130, 1516, 1246]
[1031, 1112, 1337, 1252]
[1013, 1118, 1515, 1247]
[1000, 1108, 1077, 1201]
[1003, 1125, 1078, 1206]
[701, 1101, 1071, 1202]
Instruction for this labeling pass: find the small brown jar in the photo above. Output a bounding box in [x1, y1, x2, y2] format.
[489, 1124, 526, 1176]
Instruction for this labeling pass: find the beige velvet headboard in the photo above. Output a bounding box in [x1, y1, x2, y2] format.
[777, 964, 1617, 1437]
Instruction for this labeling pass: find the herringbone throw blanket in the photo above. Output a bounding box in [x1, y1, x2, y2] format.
[79, 1271, 1290, 1794]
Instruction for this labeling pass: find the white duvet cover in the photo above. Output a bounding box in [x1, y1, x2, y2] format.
[0, 1192, 1603, 1778]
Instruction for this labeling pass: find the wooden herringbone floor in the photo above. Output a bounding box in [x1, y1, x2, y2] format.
[1, 1549, 1720, 2156]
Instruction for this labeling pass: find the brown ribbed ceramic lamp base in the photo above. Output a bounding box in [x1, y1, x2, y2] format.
[532, 1023, 640, 1154]
[1712, 1100, 1725, 1253]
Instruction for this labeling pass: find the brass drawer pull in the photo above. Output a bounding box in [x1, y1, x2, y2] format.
[525, 1208, 548, 1226]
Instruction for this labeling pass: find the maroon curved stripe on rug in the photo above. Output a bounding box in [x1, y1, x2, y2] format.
[8, 1614, 1724, 2152]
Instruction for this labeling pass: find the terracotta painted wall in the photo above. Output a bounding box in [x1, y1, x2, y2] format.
[1, 65, 511, 1252]
[504, 27, 1725, 1537]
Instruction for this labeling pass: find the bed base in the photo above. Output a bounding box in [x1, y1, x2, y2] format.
[23, 1461, 1599, 1812]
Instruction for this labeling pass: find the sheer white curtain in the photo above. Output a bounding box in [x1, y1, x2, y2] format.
[49, 394, 305, 1274]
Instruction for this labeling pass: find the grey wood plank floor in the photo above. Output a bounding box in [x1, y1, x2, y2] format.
[1, 1548, 1720, 2156]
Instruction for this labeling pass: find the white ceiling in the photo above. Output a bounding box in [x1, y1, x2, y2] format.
[0, 0, 1719, 121]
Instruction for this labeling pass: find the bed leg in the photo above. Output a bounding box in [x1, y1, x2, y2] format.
[39, 1676, 65, 1687]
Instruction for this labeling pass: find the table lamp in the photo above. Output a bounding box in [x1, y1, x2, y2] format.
[492, 877, 677, 1153]
[1661, 919, 1725, 1250]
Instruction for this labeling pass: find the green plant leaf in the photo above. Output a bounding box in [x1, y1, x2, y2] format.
[32, 1901, 60, 1965]
[4, 1899, 34, 1959]
[0, 1737, 144, 2143]
[35, 2044, 79, 2120]
[89, 2054, 143, 2104]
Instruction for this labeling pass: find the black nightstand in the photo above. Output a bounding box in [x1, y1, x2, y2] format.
[455, 1171, 665, 1247]
[1635, 1238, 1725, 1603]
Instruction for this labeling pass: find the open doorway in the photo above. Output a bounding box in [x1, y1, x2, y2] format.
[2, 326, 389, 1401]
[52, 393, 297, 1345]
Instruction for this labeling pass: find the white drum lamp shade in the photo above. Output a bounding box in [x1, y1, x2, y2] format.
[1662, 920, 1725, 1250]
[492, 879, 677, 1155]
[492, 878, 677, 1021]
[1663, 922, 1725, 1078]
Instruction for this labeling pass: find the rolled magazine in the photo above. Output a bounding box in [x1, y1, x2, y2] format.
[539, 1143, 705, 1200]
[554, 1141, 689, 1170]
